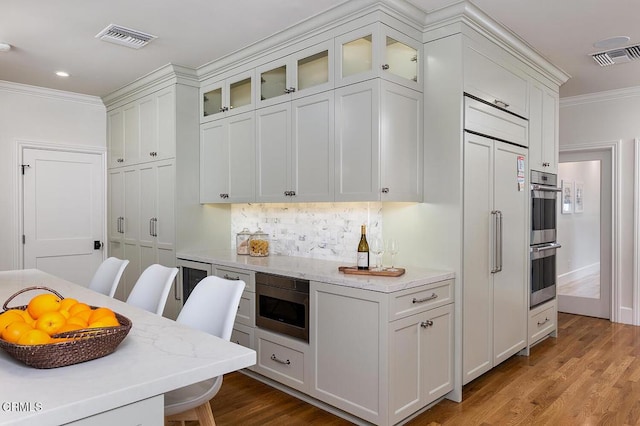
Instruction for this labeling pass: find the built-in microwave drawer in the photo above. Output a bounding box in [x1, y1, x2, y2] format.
[213, 265, 255, 292]
[464, 96, 528, 147]
[389, 279, 453, 321]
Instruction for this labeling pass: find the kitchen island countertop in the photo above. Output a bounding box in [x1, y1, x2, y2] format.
[177, 249, 454, 293]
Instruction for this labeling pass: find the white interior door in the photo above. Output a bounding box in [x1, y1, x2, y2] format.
[557, 149, 611, 319]
[23, 148, 104, 285]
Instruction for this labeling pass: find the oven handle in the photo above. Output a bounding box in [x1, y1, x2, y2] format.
[531, 184, 562, 192]
[531, 243, 562, 252]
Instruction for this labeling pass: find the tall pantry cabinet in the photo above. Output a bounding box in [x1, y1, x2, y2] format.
[105, 65, 200, 319]
[422, 3, 569, 401]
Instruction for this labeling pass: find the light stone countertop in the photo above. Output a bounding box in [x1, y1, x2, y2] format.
[177, 249, 454, 293]
[0, 269, 255, 426]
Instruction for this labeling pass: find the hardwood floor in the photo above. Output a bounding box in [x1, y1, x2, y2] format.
[208, 313, 640, 425]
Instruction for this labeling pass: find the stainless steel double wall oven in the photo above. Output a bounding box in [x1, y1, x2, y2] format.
[530, 170, 562, 307]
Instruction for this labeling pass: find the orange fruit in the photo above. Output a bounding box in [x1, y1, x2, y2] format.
[27, 293, 61, 319]
[35, 311, 67, 336]
[17, 329, 51, 345]
[0, 310, 25, 332]
[66, 316, 88, 328]
[71, 309, 92, 323]
[88, 316, 120, 328]
[18, 310, 36, 326]
[68, 302, 91, 317]
[58, 298, 78, 313]
[2, 321, 33, 343]
[55, 323, 84, 334]
[88, 307, 116, 324]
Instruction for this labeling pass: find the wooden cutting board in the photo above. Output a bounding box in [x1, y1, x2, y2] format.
[338, 266, 405, 277]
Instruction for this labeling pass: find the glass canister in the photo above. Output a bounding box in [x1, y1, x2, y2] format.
[236, 228, 251, 255]
[249, 228, 269, 257]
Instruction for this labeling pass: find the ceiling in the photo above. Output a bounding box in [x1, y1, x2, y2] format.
[1, 0, 639, 99]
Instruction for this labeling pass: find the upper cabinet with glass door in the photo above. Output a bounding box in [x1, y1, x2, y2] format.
[201, 70, 254, 123]
[336, 23, 422, 91]
[256, 40, 334, 108]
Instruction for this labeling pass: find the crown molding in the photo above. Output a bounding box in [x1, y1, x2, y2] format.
[102, 63, 199, 107]
[560, 85, 640, 107]
[0, 80, 104, 107]
[423, 0, 571, 88]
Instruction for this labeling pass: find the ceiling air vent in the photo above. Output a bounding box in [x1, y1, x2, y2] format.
[95, 24, 156, 49]
[591, 44, 640, 67]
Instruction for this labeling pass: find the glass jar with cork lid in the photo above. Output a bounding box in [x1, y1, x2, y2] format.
[236, 228, 252, 255]
[249, 228, 269, 257]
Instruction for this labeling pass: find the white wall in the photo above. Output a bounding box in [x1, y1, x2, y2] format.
[557, 160, 601, 278]
[560, 88, 640, 323]
[0, 81, 106, 271]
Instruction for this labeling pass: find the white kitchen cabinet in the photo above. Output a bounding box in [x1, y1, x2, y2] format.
[200, 70, 254, 123]
[335, 23, 422, 91]
[254, 328, 310, 392]
[463, 39, 529, 118]
[528, 299, 557, 347]
[388, 303, 454, 425]
[311, 279, 454, 426]
[528, 80, 559, 173]
[256, 40, 333, 109]
[334, 79, 422, 202]
[256, 90, 334, 202]
[200, 111, 255, 203]
[108, 87, 177, 167]
[108, 162, 176, 303]
[462, 132, 528, 384]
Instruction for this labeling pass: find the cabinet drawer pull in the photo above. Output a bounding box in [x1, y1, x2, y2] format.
[381, 64, 390, 70]
[537, 317, 550, 326]
[420, 320, 434, 328]
[413, 293, 437, 304]
[117, 158, 124, 163]
[493, 99, 510, 109]
[219, 193, 229, 199]
[223, 274, 240, 281]
[270, 354, 291, 365]
[381, 187, 389, 194]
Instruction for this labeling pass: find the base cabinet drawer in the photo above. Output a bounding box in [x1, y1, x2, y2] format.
[236, 290, 255, 326]
[390, 279, 453, 321]
[529, 300, 556, 345]
[254, 329, 309, 392]
[213, 265, 255, 292]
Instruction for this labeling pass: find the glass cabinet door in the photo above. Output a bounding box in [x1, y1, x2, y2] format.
[229, 77, 252, 110]
[203, 86, 223, 118]
[341, 35, 373, 79]
[260, 64, 287, 102]
[297, 50, 329, 91]
[384, 36, 418, 83]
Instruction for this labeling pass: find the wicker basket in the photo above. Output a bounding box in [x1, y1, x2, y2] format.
[0, 286, 132, 369]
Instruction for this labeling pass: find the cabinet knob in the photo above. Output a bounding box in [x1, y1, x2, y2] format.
[420, 320, 434, 328]
[117, 158, 124, 163]
[381, 64, 390, 70]
[149, 151, 157, 157]
[219, 106, 229, 112]
[543, 162, 550, 167]
[381, 187, 390, 194]
[219, 193, 229, 199]
[284, 87, 296, 94]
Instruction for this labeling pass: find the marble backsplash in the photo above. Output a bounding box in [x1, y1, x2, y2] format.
[230, 202, 382, 263]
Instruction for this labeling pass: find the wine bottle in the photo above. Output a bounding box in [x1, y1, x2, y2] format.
[357, 225, 369, 270]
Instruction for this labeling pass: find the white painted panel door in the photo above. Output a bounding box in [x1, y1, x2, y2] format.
[334, 79, 379, 201]
[291, 91, 334, 202]
[256, 103, 291, 202]
[492, 141, 527, 365]
[462, 133, 493, 384]
[23, 148, 104, 286]
[156, 87, 176, 160]
[380, 81, 422, 202]
[199, 120, 228, 203]
[227, 113, 256, 202]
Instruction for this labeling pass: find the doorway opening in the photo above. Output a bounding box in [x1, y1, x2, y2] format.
[557, 149, 612, 319]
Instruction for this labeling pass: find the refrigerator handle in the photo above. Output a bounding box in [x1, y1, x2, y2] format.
[491, 210, 503, 273]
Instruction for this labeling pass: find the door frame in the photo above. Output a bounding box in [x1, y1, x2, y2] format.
[559, 140, 621, 323]
[634, 138, 640, 326]
[14, 140, 107, 270]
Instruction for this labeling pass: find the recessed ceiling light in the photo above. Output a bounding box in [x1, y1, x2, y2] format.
[593, 36, 631, 50]
[0, 42, 11, 52]
[55, 71, 70, 77]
